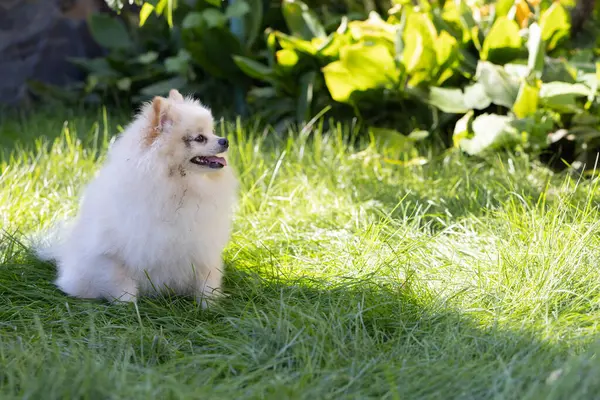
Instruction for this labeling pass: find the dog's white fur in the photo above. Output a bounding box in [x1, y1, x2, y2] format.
[35, 89, 237, 305]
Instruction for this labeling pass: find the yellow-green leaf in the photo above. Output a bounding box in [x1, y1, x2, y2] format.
[539, 2, 570, 51]
[342, 43, 396, 83]
[402, 12, 437, 83]
[139, 3, 154, 27]
[435, 31, 458, 84]
[275, 32, 317, 55]
[495, 0, 515, 19]
[513, 80, 540, 118]
[435, 31, 457, 67]
[440, 0, 465, 43]
[322, 61, 355, 103]
[323, 43, 397, 103]
[481, 17, 522, 64]
[348, 12, 396, 43]
[276, 49, 299, 69]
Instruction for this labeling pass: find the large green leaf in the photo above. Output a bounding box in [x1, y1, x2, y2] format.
[88, 14, 132, 50]
[480, 17, 522, 64]
[503, 63, 529, 79]
[323, 43, 397, 103]
[539, 2, 570, 51]
[495, 0, 515, 19]
[342, 43, 396, 83]
[527, 23, 544, 77]
[435, 31, 457, 66]
[463, 82, 492, 110]
[427, 82, 492, 113]
[321, 61, 355, 103]
[282, 0, 326, 40]
[512, 80, 540, 118]
[475, 61, 520, 108]
[459, 113, 516, 155]
[438, 0, 465, 44]
[538, 82, 590, 112]
[435, 30, 459, 84]
[402, 12, 438, 84]
[441, 0, 479, 45]
[318, 30, 351, 60]
[539, 82, 590, 98]
[233, 56, 274, 82]
[427, 87, 468, 113]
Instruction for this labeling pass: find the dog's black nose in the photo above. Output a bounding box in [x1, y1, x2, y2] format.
[218, 138, 229, 148]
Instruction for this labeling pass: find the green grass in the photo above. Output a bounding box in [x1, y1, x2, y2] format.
[1, 108, 600, 399]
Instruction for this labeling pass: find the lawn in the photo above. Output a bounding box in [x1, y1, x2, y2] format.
[1, 108, 600, 399]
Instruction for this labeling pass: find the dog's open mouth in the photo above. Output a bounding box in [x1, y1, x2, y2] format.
[190, 156, 227, 169]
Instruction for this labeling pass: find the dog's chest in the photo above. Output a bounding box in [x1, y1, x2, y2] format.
[128, 184, 231, 268]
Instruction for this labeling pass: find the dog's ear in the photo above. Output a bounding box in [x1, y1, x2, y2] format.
[146, 96, 172, 145]
[168, 89, 184, 103]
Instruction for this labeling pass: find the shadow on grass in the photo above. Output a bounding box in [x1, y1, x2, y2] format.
[0, 232, 593, 399]
[0, 106, 129, 160]
[347, 159, 552, 232]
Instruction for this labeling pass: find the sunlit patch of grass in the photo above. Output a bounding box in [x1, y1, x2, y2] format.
[1, 109, 600, 398]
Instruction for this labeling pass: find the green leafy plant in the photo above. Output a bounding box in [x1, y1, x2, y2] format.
[57, 0, 600, 167]
[54, 0, 270, 108]
[73, 12, 193, 105]
[232, 0, 599, 165]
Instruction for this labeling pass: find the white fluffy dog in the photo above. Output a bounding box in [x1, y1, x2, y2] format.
[36, 89, 237, 305]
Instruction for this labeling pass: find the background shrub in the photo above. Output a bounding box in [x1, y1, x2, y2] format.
[37, 0, 600, 169]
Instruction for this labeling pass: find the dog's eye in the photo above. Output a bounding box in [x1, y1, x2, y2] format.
[194, 134, 207, 143]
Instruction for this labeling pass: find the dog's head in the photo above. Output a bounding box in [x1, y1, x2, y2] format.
[144, 89, 229, 176]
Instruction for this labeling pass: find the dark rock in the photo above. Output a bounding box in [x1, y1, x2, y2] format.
[0, 0, 105, 106]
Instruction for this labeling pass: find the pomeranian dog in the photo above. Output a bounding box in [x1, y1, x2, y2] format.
[35, 89, 237, 305]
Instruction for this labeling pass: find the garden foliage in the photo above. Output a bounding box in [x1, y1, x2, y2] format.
[64, 0, 600, 163]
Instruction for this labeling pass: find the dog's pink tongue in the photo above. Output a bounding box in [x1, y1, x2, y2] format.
[206, 156, 227, 166]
